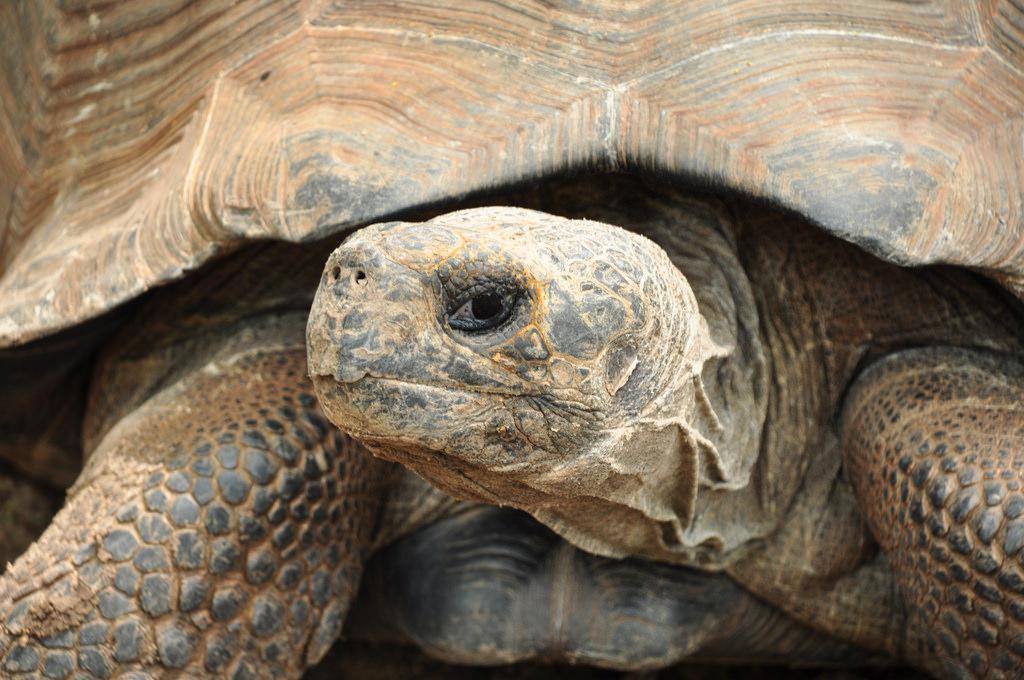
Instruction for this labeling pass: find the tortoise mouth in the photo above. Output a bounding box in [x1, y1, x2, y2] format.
[311, 371, 549, 477]
[311, 370, 500, 438]
[310, 371, 459, 397]
[310, 375, 523, 505]
[311, 371, 530, 399]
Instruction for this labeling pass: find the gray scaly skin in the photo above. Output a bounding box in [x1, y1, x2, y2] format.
[308, 188, 1024, 677]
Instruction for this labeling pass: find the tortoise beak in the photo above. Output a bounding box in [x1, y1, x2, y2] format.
[306, 237, 425, 384]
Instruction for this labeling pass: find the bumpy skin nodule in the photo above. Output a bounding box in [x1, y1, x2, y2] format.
[0, 347, 391, 678]
[843, 347, 1024, 678]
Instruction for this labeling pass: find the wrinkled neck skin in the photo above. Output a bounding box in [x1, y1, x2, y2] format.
[521, 203, 771, 570]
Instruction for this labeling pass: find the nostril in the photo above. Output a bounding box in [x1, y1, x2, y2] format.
[330, 266, 342, 282]
[354, 270, 367, 286]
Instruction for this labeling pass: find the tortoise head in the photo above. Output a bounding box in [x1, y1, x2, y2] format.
[307, 207, 728, 563]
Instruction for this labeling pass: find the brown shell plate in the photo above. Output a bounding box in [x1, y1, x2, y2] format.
[1, 1, 1023, 347]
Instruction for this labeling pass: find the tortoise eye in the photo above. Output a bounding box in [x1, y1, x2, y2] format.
[448, 291, 514, 332]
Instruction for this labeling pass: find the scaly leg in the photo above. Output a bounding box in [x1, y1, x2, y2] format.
[842, 347, 1024, 678]
[0, 348, 391, 678]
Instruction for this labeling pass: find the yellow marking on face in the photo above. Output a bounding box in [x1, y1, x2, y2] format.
[491, 351, 519, 373]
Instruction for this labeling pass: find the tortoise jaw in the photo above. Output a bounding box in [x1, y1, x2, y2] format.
[313, 370, 482, 439]
[310, 369, 551, 487]
[325, 365, 368, 384]
[309, 371, 495, 502]
[309, 373, 377, 437]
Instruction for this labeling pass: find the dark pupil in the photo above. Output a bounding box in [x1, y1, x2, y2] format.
[471, 293, 503, 321]
[448, 288, 516, 333]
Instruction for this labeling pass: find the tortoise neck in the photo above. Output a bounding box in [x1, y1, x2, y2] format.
[600, 200, 772, 567]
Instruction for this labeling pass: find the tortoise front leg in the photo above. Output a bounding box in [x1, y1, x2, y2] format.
[842, 347, 1024, 678]
[0, 349, 391, 678]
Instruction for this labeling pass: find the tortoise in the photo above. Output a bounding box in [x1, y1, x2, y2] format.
[1, 0, 1023, 678]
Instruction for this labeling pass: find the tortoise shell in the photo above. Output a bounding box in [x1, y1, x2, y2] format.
[1, 1, 1023, 348]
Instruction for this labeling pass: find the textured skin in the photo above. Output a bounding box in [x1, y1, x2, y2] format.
[843, 348, 1024, 679]
[725, 200, 1024, 658]
[0, 347, 391, 677]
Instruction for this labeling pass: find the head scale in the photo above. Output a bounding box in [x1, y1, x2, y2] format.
[308, 207, 736, 564]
